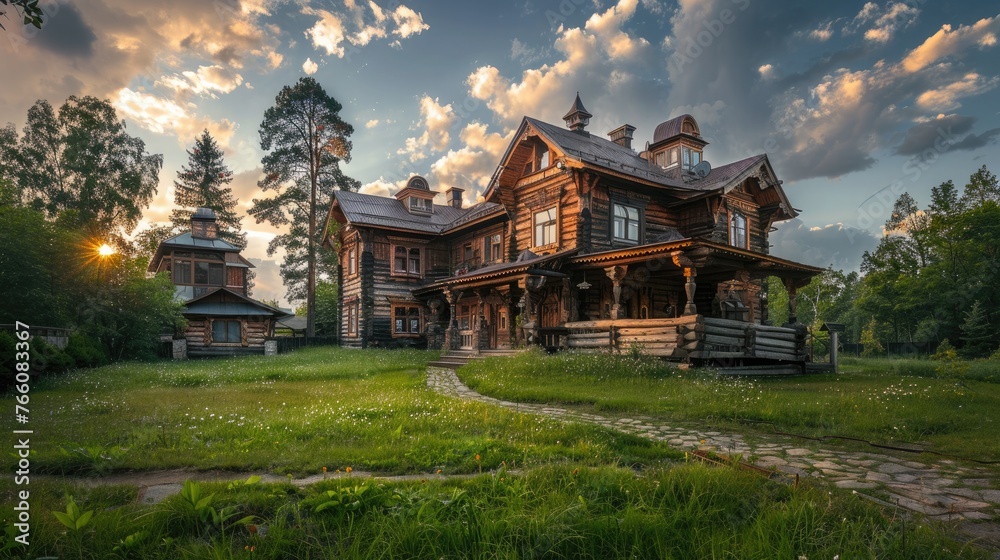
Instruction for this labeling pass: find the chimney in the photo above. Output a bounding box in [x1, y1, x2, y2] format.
[190, 207, 218, 240]
[608, 124, 636, 149]
[445, 187, 464, 209]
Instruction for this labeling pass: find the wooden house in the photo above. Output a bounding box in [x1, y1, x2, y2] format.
[148, 208, 291, 357]
[326, 95, 822, 368]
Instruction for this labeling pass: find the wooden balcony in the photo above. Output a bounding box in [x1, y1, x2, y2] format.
[562, 316, 807, 364]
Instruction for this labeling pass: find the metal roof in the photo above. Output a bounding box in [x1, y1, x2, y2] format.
[182, 288, 292, 318]
[334, 190, 504, 234]
[160, 232, 242, 251]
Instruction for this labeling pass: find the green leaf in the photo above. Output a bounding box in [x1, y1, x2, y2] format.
[52, 510, 76, 530]
[75, 510, 93, 530]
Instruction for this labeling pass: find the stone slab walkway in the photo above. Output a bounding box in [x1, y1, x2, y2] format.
[427, 366, 1000, 551]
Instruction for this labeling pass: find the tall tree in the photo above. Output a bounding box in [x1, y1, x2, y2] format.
[249, 77, 360, 336]
[170, 130, 246, 249]
[1, 97, 162, 237]
[960, 165, 1000, 209]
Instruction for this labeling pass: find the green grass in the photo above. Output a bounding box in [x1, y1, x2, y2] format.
[1, 347, 677, 476]
[1, 465, 983, 559]
[458, 350, 1000, 460]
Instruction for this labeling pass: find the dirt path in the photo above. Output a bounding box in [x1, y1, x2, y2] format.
[427, 366, 1000, 552]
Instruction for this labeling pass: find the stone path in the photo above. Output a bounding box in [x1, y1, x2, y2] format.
[427, 366, 1000, 550]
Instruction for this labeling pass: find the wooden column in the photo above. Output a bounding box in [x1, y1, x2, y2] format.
[784, 279, 799, 324]
[604, 265, 628, 319]
[683, 268, 698, 316]
[443, 288, 462, 351]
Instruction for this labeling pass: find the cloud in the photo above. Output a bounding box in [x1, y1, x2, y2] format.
[427, 123, 513, 204]
[584, 0, 650, 60]
[770, 219, 879, 272]
[365, 119, 380, 128]
[156, 65, 244, 98]
[809, 21, 834, 42]
[894, 114, 975, 155]
[397, 96, 455, 162]
[902, 16, 1000, 73]
[758, 63, 776, 79]
[33, 3, 97, 58]
[304, 1, 428, 58]
[863, 2, 920, 43]
[949, 127, 1000, 153]
[302, 57, 319, 75]
[113, 87, 237, 148]
[914, 72, 998, 111]
[359, 176, 406, 197]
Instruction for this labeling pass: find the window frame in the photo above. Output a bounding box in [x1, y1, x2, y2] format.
[611, 203, 642, 244]
[533, 206, 558, 248]
[347, 247, 357, 277]
[211, 319, 242, 344]
[392, 305, 423, 338]
[346, 302, 359, 335]
[729, 210, 748, 249]
[408, 196, 432, 213]
[391, 244, 423, 278]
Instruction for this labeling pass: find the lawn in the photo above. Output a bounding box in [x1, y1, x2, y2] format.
[0, 347, 988, 558]
[3, 465, 983, 559]
[2, 347, 674, 476]
[457, 350, 1000, 461]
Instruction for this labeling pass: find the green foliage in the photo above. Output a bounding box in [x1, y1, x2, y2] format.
[959, 300, 994, 358]
[249, 77, 360, 334]
[0, 0, 45, 30]
[930, 338, 957, 361]
[65, 331, 109, 368]
[29, 337, 75, 374]
[860, 318, 883, 357]
[0, 96, 161, 237]
[171, 129, 246, 249]
[52, 495, 94, 532]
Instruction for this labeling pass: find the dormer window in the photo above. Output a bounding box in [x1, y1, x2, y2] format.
[409, 197, 432, 213]
[654, 147, 679, 169]
[682, 147, 702, 170]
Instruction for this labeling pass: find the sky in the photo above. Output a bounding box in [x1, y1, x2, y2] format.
[1, 0, 998, 306]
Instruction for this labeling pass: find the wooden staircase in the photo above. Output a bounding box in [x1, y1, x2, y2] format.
[428, 349, 523, 369]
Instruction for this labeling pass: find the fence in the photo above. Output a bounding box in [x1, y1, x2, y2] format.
[275, 336, 338, 354]
[841, 342, 933, 357]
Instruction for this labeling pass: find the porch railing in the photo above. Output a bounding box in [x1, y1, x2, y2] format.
[563, 316, 806, 362]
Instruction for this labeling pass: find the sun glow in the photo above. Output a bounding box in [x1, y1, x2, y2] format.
[98, 244, 117, 257]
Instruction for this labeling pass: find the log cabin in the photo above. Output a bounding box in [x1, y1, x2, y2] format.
[325, 95, 822, 369]
[148, 208, 291, 357]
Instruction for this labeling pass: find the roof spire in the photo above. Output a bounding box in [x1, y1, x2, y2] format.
[562, 92, 592, 133]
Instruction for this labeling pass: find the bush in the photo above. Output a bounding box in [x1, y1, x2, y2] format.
[29, 337, 75, 374]
[931, 339, 957, 361]
[65, 331, 109, 368]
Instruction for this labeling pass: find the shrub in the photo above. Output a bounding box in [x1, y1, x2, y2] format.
[29, 337, 75, 374]
[930, 339, 957, 361]
[65, 331, 109, 368]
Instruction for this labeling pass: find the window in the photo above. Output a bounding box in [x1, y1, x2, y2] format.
[463, 243, 473, 262]
[393, 306, 422, 336]
[612, 204, 641, 243]
[393, 246, 422, 277]
[194, 261, 224, 286]
[348, 248, 357, 276]
[486, 234, 502, 263]
[729, 211, 748, 249]
[538, 147, 549, 169]
[408, 248, 421, 274]
[211, 320, 241, 343]
[534, 207, 557, 247]
[346, 303, 358, 335]
[498, 309, 507, 331]
[458, 304, 472, 330]
[682, 146, 702, 170]
[409, 197, 432, 213]
[173, 259, 191, 284]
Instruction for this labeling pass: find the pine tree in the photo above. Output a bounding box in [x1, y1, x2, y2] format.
[170, 130, 246, 249]
[959, 300, 993, 358]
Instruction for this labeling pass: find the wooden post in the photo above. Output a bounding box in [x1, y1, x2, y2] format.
[683, 268, 698, 316]
[830, 330, 839, 373]
[604, 265, 628, 319]
[785, 279, 798, 324]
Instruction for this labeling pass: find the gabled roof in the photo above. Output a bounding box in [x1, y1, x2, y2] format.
[484, 116, 797, 220]
[182, 288, 292, 318]
[332, 190, 505, 235]
[414, 247, 576, 294]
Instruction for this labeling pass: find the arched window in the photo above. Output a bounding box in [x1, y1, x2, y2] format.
[729, 211, 747, 249]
